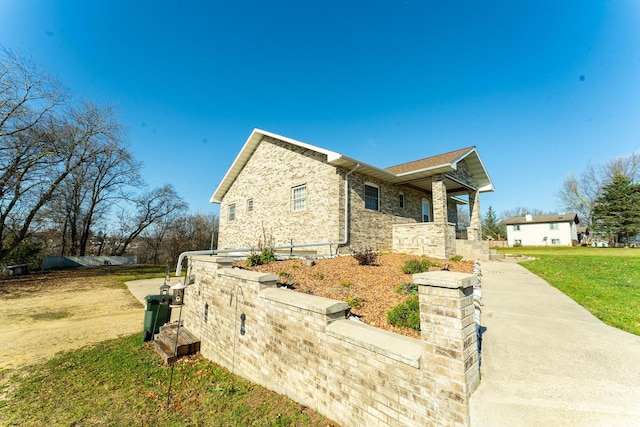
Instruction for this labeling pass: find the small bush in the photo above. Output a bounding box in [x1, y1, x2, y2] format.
[246, 247, 276, 267]
[387, 296, 420, 331]
[396, 282, 419, 295]
[353, 248, 378, 266]
[340, 280, 352, 288]
[401, 257, 434, 274]
[313, 272, 324, 280]
[278, 271, 290, 277]
[448, 255, 463, 262]
[346, 296, 365, 309]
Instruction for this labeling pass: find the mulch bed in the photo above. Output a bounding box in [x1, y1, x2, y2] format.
[238, 253, 474, 339]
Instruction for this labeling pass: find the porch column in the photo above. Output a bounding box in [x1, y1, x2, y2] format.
[432, 174, 448, 225]
[467, 190, 481, 241]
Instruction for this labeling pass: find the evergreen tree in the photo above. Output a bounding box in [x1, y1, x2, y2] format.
[482, 206, 506, 240]
[592, 173, 640, 245]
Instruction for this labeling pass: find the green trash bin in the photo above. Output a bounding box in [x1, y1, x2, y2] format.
[142, 294, 173, 342]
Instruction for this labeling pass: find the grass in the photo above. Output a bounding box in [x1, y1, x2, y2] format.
[499, 246, 640, 335]
[0, 265, 335, 426]
[1, 334, 333, 426]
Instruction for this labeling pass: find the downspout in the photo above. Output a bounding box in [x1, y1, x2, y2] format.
[339, 163, 360, 246]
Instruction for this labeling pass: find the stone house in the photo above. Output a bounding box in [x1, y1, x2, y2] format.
[211, 129, 495, 259]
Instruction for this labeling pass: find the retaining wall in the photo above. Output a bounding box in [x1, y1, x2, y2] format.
[182, 255, 479, 426]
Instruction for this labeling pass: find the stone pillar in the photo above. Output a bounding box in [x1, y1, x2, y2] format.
[431, 175, 448, 225]
[414, 271, 479, 426]
[467, 190, 481, 241]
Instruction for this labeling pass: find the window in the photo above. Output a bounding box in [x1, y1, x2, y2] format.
[228, 203, 236, 221]
[550, 223, 559, 230]
[364, 183, 380, 211]
[292, 185, 306, 211]
[247, 198, 253, 212]
[399, 192, 405, 209]
[551, 239, 560, 245]
[514, 224, 521, 231]
[421, 199, 431, 222]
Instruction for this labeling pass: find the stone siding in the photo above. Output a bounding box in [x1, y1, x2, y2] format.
[344, 172, 427, 253]
[183, 256, 479, 426]
[218, 136, 438, 255]
[218, 137, 342, 254]
[392, 222, 457, 258]
[447, 159, 477, 189]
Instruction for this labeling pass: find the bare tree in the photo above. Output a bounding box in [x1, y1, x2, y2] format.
[110, 184, 187, 256]
[55, 113, 141, 256]
[556, 151, 640, 229]
[0, 103, 121, 262]
[500, 207, 548, 220]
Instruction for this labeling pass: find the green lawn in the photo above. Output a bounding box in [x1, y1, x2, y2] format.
[1, 334, 333, 426]
[498, 246, 640, 335]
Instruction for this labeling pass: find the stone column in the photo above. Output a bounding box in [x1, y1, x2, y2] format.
[467, 190, 481, 241]
[431, 175, 448, 225]
[414, 271, 479, 426]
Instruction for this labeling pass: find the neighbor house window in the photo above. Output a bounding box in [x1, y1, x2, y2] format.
[399, 192, 405, 209]
[228, 203, 236, 221]
[247, 198, 253, 212]
[550, 223, 559, 230]
[552, 238, 560, 245]
[292, 185, 306, 211]
[514, 224, 521, 231]
[364, 183, 380, 211]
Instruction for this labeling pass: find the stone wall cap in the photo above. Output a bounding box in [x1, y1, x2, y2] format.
[261, 287, 349, 315]
[327, 319, 421, 368]
[413, 271, 474, 289]
[219, 268, 278, 283]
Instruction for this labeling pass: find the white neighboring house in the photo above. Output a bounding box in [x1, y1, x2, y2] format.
[505, 213, 580, 247]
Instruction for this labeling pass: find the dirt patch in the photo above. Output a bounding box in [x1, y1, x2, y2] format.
[239, 253, 474, 339]
[0, 270, 144, 370]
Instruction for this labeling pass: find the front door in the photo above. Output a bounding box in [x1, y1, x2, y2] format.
[422, 199, 431, 222]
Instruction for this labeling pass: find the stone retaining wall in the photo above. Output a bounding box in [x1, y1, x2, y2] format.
[182, 255, 479, 426]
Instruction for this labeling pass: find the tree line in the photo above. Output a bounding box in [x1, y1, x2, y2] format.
[1, 48, 217, 268]
[482, 150, 640, 246]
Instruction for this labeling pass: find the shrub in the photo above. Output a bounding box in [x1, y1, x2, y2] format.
[340, 280, 352, 288]
[396, 282, 419, 295]
[353, 248, 378, 266]
[448, 255, 463, 262]
[313, 272, 324, 280]
[401, 257, 434, 274]
[246, 247, 276, 267]
[387, 296, 420, 331]
[346, 296, 365, 309]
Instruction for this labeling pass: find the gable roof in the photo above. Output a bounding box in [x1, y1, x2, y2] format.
[504, 213, 580, 225]
[210, 129, 495, 203]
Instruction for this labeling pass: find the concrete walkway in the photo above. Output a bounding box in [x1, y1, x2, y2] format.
[470, 261, 640, 426]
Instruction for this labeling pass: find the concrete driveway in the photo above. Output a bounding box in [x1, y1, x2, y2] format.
[470, 261, 640, 426]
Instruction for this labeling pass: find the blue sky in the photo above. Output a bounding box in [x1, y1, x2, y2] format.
[1, 1, 639, 218]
